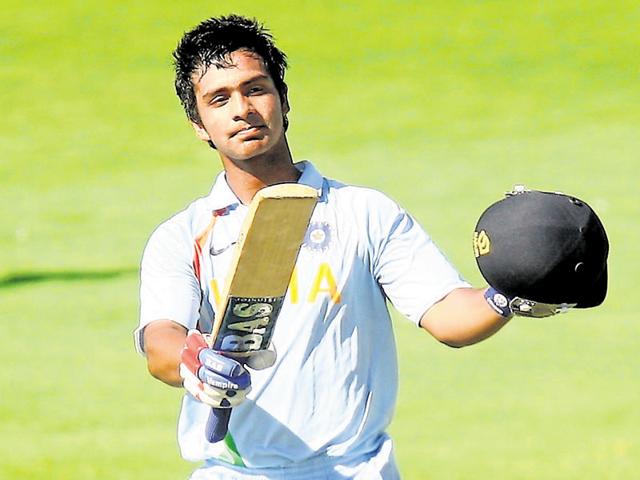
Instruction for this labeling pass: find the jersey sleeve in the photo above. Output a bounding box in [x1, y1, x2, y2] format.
[372, 201, 471, 326]
[134, 221, 202, 355]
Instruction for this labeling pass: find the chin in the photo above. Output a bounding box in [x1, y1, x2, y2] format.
[234, 139, 276, 160]
[223, 149, 264, 164]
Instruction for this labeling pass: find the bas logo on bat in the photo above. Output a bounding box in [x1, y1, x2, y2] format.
[214, 297, 283, 352]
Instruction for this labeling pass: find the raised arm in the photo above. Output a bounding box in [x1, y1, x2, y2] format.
[419, 287, 511, 348]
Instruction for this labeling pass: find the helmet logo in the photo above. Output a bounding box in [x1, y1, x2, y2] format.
[473, 230, 491, 258]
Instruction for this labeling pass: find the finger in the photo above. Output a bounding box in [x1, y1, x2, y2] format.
[181, 365, 244, 408]
[180, 363, 202, 386]
[181, 365, 217, 407]
[180, 365, 251, 408]
[199, 366, 251, 391]
[201, 383, 252, 407]
[199, 349, 245, 377]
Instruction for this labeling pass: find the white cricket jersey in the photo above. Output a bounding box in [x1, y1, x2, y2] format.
[136, 161, 470, 477]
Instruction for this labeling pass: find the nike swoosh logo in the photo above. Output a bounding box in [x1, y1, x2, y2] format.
[210, 241, 237, 256]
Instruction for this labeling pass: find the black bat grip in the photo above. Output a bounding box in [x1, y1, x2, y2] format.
[206, 407, 231, 443]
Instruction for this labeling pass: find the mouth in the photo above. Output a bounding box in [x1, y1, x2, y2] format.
[232, 125, 265, 138]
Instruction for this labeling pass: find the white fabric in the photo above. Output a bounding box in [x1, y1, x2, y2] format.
[188, 435, 399, 479]
[136, 161, 470, 476]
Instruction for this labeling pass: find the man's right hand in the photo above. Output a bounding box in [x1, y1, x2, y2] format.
[179, 330, 251, 408]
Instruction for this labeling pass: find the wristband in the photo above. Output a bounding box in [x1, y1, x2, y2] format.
[484, 287, 512, 318]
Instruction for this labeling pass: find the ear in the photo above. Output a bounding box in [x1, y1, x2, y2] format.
[280, 84, 290, 115]
[191, 121, 211, 142]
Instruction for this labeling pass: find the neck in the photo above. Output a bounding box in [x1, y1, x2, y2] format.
[220, 137, 300, 204]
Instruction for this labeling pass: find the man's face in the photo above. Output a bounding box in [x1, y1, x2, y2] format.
[191, 49, 288, 162]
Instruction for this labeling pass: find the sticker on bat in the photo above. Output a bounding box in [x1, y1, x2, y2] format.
[219, 333, 263, 352]
[232, 302, 274, 318]
[213, 296, 285, 353]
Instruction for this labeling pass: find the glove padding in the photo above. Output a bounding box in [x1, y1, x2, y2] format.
[243, 345, 277, 370]
[485, 287, 576, 319]
[180, 330, 251, 408]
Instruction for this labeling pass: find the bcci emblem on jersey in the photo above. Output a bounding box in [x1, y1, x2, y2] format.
[303, 221, 332, 252]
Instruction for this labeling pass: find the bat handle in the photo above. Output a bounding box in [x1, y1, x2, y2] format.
[206, 407, 231, 443]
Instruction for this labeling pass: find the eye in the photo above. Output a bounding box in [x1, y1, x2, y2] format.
[248, 85, 264, 95]
[210, 95, 228, 106]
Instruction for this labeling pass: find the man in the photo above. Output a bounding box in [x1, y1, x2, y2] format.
[135, 15, 516, 479]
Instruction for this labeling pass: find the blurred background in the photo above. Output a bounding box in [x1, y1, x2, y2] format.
[1, 1, 638, 478]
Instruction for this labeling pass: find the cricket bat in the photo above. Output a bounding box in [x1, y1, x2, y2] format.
[205, 183, 318, 443]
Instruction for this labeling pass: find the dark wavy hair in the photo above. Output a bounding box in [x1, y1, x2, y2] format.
[173, 15, 288, 126]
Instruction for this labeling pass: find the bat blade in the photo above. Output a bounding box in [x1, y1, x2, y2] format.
[210, 183, 319, 354]
[206, 183, 318, 442]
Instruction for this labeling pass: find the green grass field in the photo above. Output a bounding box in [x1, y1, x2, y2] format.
[1, 1, 638, 478]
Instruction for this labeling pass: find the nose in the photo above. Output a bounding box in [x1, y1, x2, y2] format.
[230, 92, 253, 120]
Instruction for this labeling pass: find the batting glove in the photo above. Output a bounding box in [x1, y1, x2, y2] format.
[485, 287, 576, 318]
[180, 330, 251, 408]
